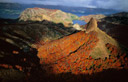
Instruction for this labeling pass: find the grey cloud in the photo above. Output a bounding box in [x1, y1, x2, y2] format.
[0, 0, 128, 11]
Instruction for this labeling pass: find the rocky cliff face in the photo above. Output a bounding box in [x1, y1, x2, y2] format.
[19, 8, 79, 26]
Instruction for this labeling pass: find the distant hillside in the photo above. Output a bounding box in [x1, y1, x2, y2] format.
[19, 8, 79, 26]
[79, 14, 106, 23]
[100, 12, 128, 25]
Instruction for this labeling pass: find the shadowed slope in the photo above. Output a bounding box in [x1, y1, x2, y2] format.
[0, 20, 78, 49]
[98, 12, 128, 48]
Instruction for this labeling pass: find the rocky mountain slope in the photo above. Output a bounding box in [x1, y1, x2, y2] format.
[0, 19, 77, 48]
[0, 17, 128, 82]
[19, 8, 79, 26]
[37, 18, 127, 76]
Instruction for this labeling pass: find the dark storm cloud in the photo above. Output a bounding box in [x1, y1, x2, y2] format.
[0, 0, 128, 11]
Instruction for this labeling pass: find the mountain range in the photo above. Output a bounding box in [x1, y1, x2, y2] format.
[0, 6, 128, 82]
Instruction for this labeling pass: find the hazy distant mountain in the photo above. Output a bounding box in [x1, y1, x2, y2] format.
[79, 14, 106, 23]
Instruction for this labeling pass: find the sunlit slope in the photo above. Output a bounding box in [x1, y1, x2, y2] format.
[86, 18, 118, 59]
[19, 8, 79, 26]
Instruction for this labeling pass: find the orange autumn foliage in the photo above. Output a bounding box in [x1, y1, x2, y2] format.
[0, 64, 13, 69]
[37, 31, 128, 75]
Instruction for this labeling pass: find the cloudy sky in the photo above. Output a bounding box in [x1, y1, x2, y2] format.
[0, 0, 128, 11]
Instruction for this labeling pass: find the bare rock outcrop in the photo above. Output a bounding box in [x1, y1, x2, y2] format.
[86, 18, 98, 33]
